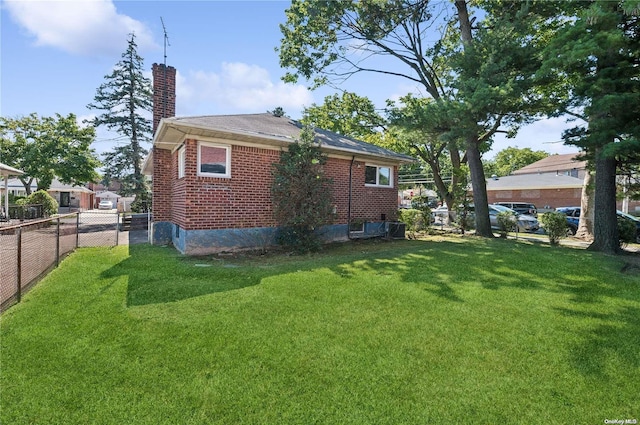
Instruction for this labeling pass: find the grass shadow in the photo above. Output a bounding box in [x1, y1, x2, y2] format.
[101, 244, 274, 306]
[559, 305, 640, 377]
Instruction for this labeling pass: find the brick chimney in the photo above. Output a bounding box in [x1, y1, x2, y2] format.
[152, 63, 176, 134]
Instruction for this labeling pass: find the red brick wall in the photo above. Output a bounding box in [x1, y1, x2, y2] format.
[488, 188, 640, 212]
[488, 188, 583, 209]
[152, 147, 173, 221]
[152, 63, 176, 134]
[327, 160, 399, 222]
[160, 140, 399, 230]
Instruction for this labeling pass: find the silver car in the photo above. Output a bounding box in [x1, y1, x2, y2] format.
[489, 204, 539, 233]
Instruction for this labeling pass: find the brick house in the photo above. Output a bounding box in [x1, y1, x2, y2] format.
[143, 64, 414, 255]
[485, 173, 584, 210]
[486, 153, 640, 212]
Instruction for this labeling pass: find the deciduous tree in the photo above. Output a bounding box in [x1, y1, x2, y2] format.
[279, 0, 550, 237]
[0, 113, 99, 195]
[487, 147, 550, 177]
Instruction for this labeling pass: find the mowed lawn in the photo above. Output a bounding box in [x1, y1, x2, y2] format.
[1, 237, 639, 424]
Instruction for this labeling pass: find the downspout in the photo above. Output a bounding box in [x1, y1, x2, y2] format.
[347, 156, 355, 239]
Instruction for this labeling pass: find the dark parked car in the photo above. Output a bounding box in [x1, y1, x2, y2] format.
[494, 202, 537, 216]
[556, 206, 640, 242]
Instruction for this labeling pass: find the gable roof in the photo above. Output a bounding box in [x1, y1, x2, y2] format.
[486, 173, 584, 191]
[0, 162, 24, 177]
[511, 153, 586, 175]
[1, 178, 94, 193]
[144, 113, 414, 174]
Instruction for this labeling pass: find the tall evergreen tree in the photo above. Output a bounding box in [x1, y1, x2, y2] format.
[87, 33, 153, 208]
[537, 0, 640, 254]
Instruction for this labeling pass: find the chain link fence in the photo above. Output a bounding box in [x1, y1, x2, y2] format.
[0, 211, 148, 312]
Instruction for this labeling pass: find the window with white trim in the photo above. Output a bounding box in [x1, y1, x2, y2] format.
[365, 164, 392, 187]
[197, 141, 231, 178]
[177, 146, 186, 179]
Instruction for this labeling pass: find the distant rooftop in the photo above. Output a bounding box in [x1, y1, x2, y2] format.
[486, 173, 583, 191]
[512, 153, 586, 175]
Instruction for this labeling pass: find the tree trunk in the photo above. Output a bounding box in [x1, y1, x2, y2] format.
[455, 0, 493, 237]
[576, 169, 594, 240]
[467, 135, 493, 237]
[588, 149, 619, 254]
[20, 177, 34, 196]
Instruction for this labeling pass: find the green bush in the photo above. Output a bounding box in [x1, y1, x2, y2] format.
[25, 190, 59, 217]
[410, 196, 431, 213]
[398, 208, 427, 239]
[540, 211, 568, 246]
[496, 211, 516, 238]
[271, 126, 334, 253]
[617, 217, 637, 248]
[131, 190, 151, 213]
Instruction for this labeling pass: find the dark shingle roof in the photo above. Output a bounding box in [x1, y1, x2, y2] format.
[155, 113, 415, 164]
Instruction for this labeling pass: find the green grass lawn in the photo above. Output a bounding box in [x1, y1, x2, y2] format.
[1, 237, 639, 424]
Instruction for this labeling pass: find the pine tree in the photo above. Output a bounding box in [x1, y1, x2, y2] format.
[271, 126, 334, 253]
[87, 33, 153, 210]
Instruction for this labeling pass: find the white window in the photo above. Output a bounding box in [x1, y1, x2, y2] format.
[177, 146, 186, 179]
[365, 165, 392, 187]
[197, 141, 231, 178]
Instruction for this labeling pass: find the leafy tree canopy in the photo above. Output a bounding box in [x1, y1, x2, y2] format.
[0, 113, 100, 194]
[279, 0, 555, 238]
[302, 92, 385, 139]
[484, 147, 550, 177]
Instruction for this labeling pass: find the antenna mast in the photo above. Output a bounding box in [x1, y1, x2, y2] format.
[161, 17, 170, 67]
[160, 17, 171, 120]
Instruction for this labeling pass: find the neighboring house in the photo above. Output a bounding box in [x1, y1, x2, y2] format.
[1, 178, 94, 212]
[487, 153, 640, 212]
[144, 64, 414, 255]
[95, 191, 120, 207]
[485, 174, 584, 210]
[511, 153, 587, 179]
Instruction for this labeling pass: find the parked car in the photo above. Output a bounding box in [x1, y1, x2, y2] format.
[431, 205, 450, 224]
[555, 207, 580, 235]
[494, 202, 537, 216]
[431, 204, 539, 233]
[556, 206, 640, 242]
[489, 204, 539, 233]
[98, 200, 113, 210]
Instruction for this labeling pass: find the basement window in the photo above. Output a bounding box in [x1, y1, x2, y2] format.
[365, 165, 392, 187]
[197, 141, 231, 178]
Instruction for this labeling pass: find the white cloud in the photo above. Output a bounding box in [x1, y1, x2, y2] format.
[4, 0, 156, 56]
[176, 62, 313, 117]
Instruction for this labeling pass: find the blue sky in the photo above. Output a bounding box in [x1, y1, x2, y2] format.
[1, 0, 578, 158]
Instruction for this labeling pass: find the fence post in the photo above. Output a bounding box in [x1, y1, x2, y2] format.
[75, 212, 80, 248]
[115, 212, 119, 246]
[55, 217, 60, 267]
[16, 228, 22, 303]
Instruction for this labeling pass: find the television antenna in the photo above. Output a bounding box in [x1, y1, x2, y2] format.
[161, 17, 170, 66]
